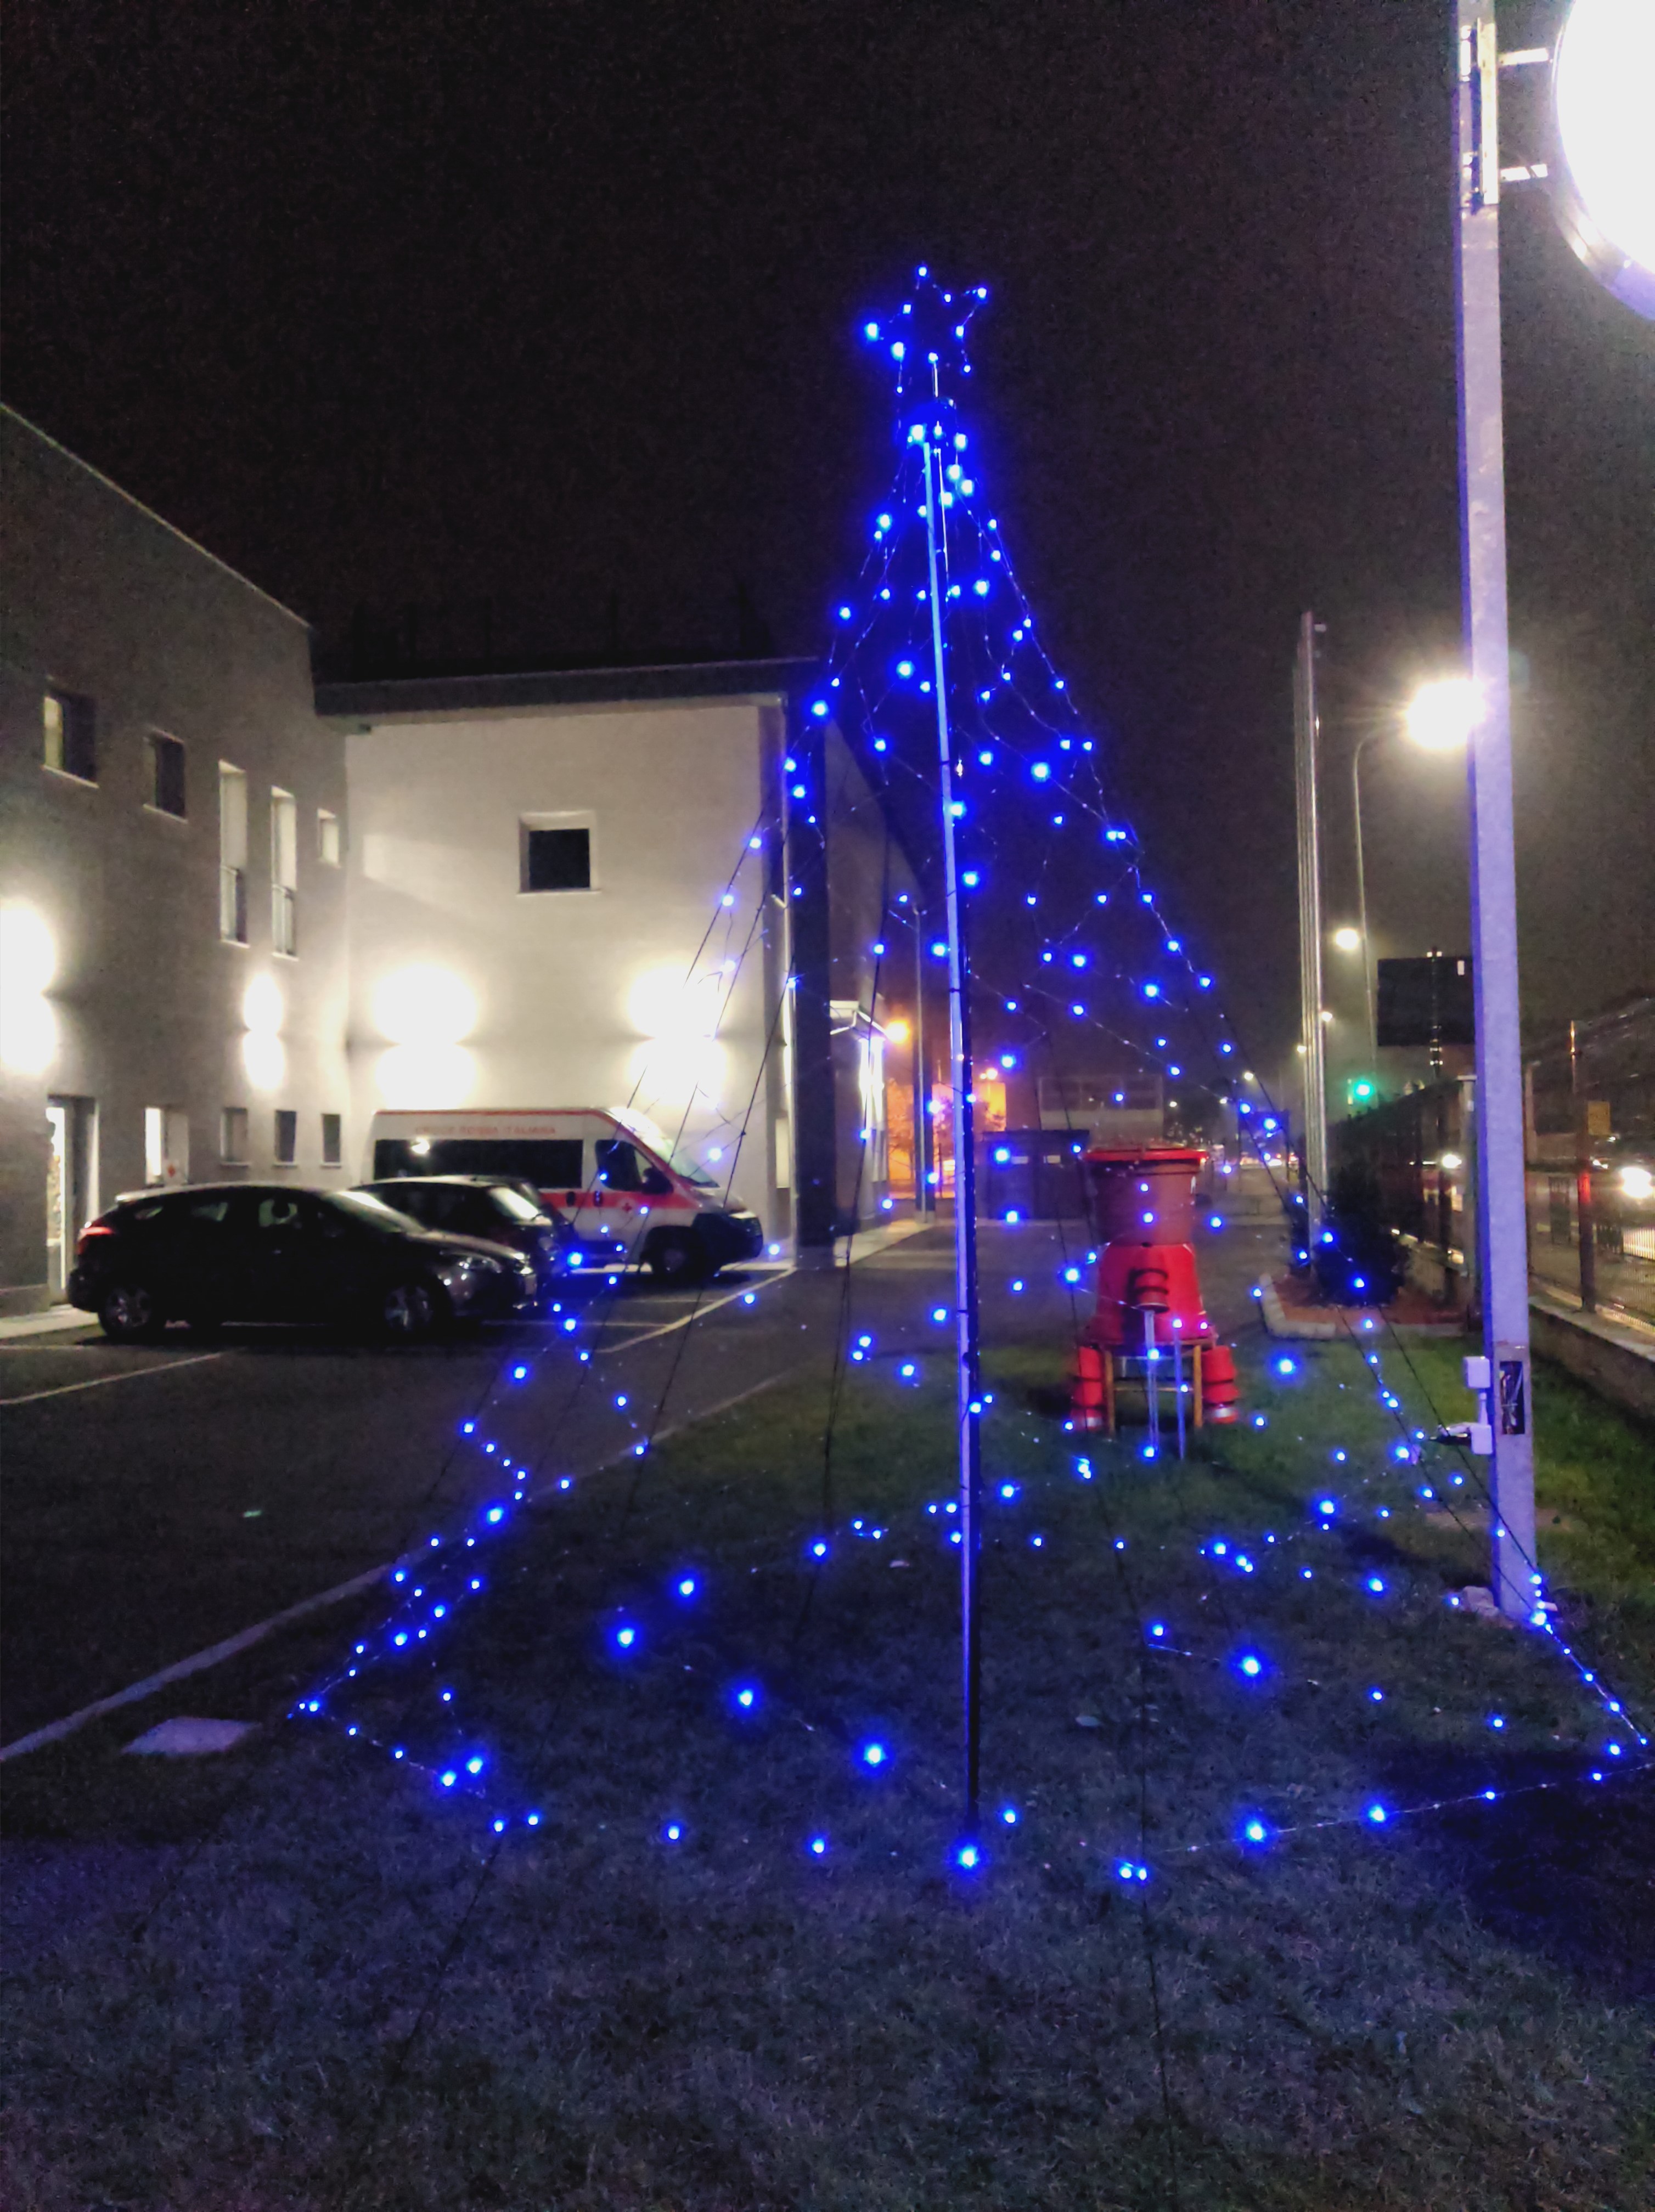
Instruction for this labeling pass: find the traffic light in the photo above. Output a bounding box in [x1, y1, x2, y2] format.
[1347, 1075, 1378, 1110]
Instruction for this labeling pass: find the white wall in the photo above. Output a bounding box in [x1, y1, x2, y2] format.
[342, 699, 784, 1232]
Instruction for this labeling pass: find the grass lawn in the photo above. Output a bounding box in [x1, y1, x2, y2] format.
[2, 1326, 1652, 2211]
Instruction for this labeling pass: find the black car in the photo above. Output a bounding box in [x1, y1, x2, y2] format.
[68, 1184, 538, 1342]
[358, 1175, 628, 1294]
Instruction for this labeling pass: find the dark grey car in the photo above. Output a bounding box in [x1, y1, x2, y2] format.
[68, 1184, 538, 1342]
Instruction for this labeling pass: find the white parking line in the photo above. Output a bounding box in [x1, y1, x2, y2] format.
[0, 1368, 790, 1763]
[0, 1352, 223, 1408]
[593, 1272, 791, 1355]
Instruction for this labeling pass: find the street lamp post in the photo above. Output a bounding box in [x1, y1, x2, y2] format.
[1350, 734, 1380, 1067]
[1292, 612, 1328, 1226]
[1349, 678, 1478, 1074]
[1453, 0, 1536, 1622]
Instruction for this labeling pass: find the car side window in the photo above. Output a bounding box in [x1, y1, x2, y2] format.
[255, 1194, 305, 1233]
[594, 1140, 643, 1193]
[640, 1163, 674, 1196]
[187, 1198, 232, 1227]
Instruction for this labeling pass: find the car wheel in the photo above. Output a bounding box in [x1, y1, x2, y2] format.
[381, 1279, 440, 1340]
[100, 1283, 165, 1343]
[648, 1232, 708, 1285]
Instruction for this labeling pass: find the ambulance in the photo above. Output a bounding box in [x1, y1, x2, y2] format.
[362, 1108, 765, 1283]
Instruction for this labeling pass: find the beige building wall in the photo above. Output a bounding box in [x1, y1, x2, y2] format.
[0, 410, 351, 1309]
[336, 697, 787, 1234]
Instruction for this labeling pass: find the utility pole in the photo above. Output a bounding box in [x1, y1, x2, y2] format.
[1293, 612, 1328, 1225]
[1454, 0, 1536, 1621]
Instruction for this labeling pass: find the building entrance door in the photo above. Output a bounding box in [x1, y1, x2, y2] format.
[46, 1096, 97, 1299]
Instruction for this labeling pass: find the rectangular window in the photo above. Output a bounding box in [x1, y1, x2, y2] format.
[220, 1107, 249, 1164]
[320, 1111, 342, 1167]
[219, 765, 249, 943]
[373, 1135, 586, 1188]
[147, 731, 187, 818]
[144, 1107, 188, 1186]
[521, 823, 592, 893]
[274, 1108, 298, 1166]
[317, 809, 341, 866]
[43, 689, 97, 782]
[271, 789, 298, 955]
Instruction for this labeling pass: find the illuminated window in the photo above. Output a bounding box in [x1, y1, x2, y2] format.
[317, 809, 341, 866]
[521, 823, 592, 893]
[147, 732, 187, 818]
[220, 1107, 249, 1164]
[320, 1111, 342, 1167]
[271, 791, 298, 955]
[44, 689, 97, 782]
[219, 766, 249, 943]
[144, 1107, 188, 1186]
[274, 1108, 298, 1165]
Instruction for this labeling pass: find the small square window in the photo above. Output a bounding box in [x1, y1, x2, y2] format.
[44, 689, 97, 782]
[317, 810, 341, 866]
[320, 1112, 342, 1167]
[274, 1108, 298, 1166]
[522, 824, 592, 893]
[220, 1107, 249, 1164]
[148, 731, 187, 817]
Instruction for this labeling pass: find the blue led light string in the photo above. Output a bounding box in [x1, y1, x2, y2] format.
[815, 266, 1650, 1815]
[291, 268, 1648, 1894]
[798, 835, 901, 1636]
[293, 1315, 1650, 1860]
[295, 810, 787, 1734]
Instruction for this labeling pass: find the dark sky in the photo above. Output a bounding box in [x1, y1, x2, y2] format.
[5, 0, 1651, 1082]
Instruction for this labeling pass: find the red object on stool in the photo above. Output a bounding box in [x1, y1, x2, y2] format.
[1066, 1144, 1245, 1429]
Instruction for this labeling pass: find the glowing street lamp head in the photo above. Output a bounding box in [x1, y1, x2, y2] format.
[1331, 926, 1363, 953]
[1554, 0, 1655, 321]
[1404, 679, 1479, 753]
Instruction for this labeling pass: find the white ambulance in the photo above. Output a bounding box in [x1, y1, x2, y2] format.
[362, 1108, 765, 1283]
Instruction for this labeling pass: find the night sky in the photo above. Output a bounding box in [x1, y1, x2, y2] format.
[5, 0, 1650, 1083]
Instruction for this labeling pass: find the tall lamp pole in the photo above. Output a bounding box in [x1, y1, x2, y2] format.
[1293, 612, 1328, 1222]
[1350, 733, 1381, 1067]
[1453, 0, 1536, 1622]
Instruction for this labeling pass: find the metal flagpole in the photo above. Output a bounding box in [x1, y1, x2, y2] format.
[1453, 0, 1536, 1621]
[920, 422, 983, 1829]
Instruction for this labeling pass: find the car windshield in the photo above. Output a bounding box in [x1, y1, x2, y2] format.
[330, 1189, 415, 1228]
[487, 1187, 548, 1224]
[610, 1111, 720, 1190]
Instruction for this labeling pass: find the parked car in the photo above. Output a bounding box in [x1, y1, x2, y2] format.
[363, 1108, 765, 1280]
[68, 1184, 538, 1342]
[357, 1175, 628, 1293]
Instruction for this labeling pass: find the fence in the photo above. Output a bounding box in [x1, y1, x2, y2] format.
[1330, 994, 1655, 1331]
[1524, 995, 1655, 1330]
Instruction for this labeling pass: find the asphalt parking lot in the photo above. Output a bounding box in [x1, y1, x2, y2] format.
[0, 1217, 1279, 1758]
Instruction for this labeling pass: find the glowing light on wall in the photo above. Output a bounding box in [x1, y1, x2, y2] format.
[0, 906, 58, 1074]
[626, 963, 729, 1113]
[241, 973, 286, 1091]
[374, 963, 477, 1107]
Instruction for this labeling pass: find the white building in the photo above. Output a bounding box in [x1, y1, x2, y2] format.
[1, 411, 915, 1311]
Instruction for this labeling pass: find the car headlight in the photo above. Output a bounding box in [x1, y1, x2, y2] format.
[440, 1254, 503, 1285]
[1621, 1165, 1653, 1203]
